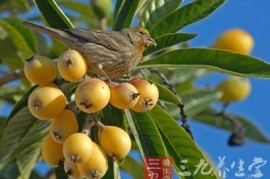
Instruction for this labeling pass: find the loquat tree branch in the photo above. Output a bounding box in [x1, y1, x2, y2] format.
[215, 105, 245, 146]
[0, 69, 25, 86]
[208, 108, 245, 146]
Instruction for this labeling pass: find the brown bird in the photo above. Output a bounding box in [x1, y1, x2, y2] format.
[23, 21, 156, 79]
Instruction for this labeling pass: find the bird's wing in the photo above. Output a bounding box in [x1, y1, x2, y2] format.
[63, 29, 132, 52]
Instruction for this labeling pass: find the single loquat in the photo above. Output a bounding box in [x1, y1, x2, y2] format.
[42, 134, 64, 167]
[28, 84, 67, 120]
[24, 55, 57, 85]
[57, 50, 88, 82]
[75, 78, 110, 113]
[63, 133, 94, 164]
[50, 109, 79, 143]
[217, 76, 251, 103]
[213, 29, 254, 55]
[99, 126, 131, 160]
[129, 77, 159, 112]
[109, 82, 139, 109]
[78, 143, 108, 179]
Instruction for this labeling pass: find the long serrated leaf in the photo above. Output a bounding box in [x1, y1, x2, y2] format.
[168, 67, 210, 85]
[140, 0, 182, 28]
[165, 89, 221, 119]
[121, 156, 143, 179]
[113, 0, 140, 30]
[101, 104, 126, 129]
[102, 159, 120, 179]
[34, 0, 74, 29]
[113, 0, 124, 22]
[194, 109, 270, 143]
[0, 19, 33, 57]
[182, 89, 222, 117]
[58, 0, 95, 19]
[0, 107, 35, 166]
[0, 108, 49, 178]
[16, 120, 49, 179]
[8, 18, 37, 52]
[0, 39, 24, 70]
[149, 0, 225, 37]
[149, 105, 217, 178]
[0, 107, 43, 169]
[8, 86, 36, 119]
[145, 33, 197, 55]
[124, 110, 167, 158]
[0, 161, 20, 179]
[139, 48, 270, 78]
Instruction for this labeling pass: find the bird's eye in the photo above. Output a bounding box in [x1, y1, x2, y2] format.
[138, 31, 144, 36]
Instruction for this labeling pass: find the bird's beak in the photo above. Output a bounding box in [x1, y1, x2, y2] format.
[147, 37, 157, 47]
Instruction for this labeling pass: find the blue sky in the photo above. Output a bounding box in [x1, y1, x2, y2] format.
[181, 0, 270, 178]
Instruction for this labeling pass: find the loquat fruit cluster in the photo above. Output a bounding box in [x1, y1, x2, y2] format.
[24, 49, 159, 178]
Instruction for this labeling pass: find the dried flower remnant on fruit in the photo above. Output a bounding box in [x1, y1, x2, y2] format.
[53, 131, 62, 140]
[130, 92, 140, 102]
[79, 100, 93, 111]
[24, 55, 58, 85]
[66, 58, 73, 67]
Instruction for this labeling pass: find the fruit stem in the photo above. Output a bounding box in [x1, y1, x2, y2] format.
[25, 56, 34, 62]
[65, 102, 80, 115]
[95, 121, 105, 131]
[82, 114, 96, 135]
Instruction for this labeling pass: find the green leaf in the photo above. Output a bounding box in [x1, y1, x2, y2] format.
[0, 119, 6, 136]
[112, 0, 140, 30]
[0, 107, 35, 165]
[194, 109, 270, 143]
[101, 104, 126, 129]
[140, 0, 182, 28]
[145, 33, 197, 55]
[0, 161, 20, 179]
[8, 86, 37, 120]
[58, 0, 94, 18]
[0, 19, 33, 57]
[8, 18, 37, 52]
[149, 105, 217, 178]
[149, 0, 225, 37]
[168, 67, 210, 85]
[34, 0, 74, 29]
[113, 0, 124, 22]
[54, 166, 66, 179]
[148, 80, 181, 104]
[140, 48, 270, 78]
[124, 110, 167, 158]
[181, 89, 222, 117]
[121, 156, 143, 179]
[102, 159, 120, 179]
[0, 39, 24, 70]
[0, 107, 50, 174]
[0, 0, 31, 13]
[16, 119, 49, 179]
[58, 0, 98, 27]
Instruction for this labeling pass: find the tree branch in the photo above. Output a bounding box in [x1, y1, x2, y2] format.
[0, 69, 25, 86]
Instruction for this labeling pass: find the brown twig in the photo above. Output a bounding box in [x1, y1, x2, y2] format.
[148, 67, 194, 139]
[214, 105, 245, 146]
[222, 113, 245, 146]
[0, 69, 25, 86]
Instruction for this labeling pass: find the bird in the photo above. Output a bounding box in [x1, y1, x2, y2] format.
[23, 21, 157, 79]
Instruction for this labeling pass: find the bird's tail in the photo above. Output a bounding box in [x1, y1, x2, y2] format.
[23, 21, 67, 40]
